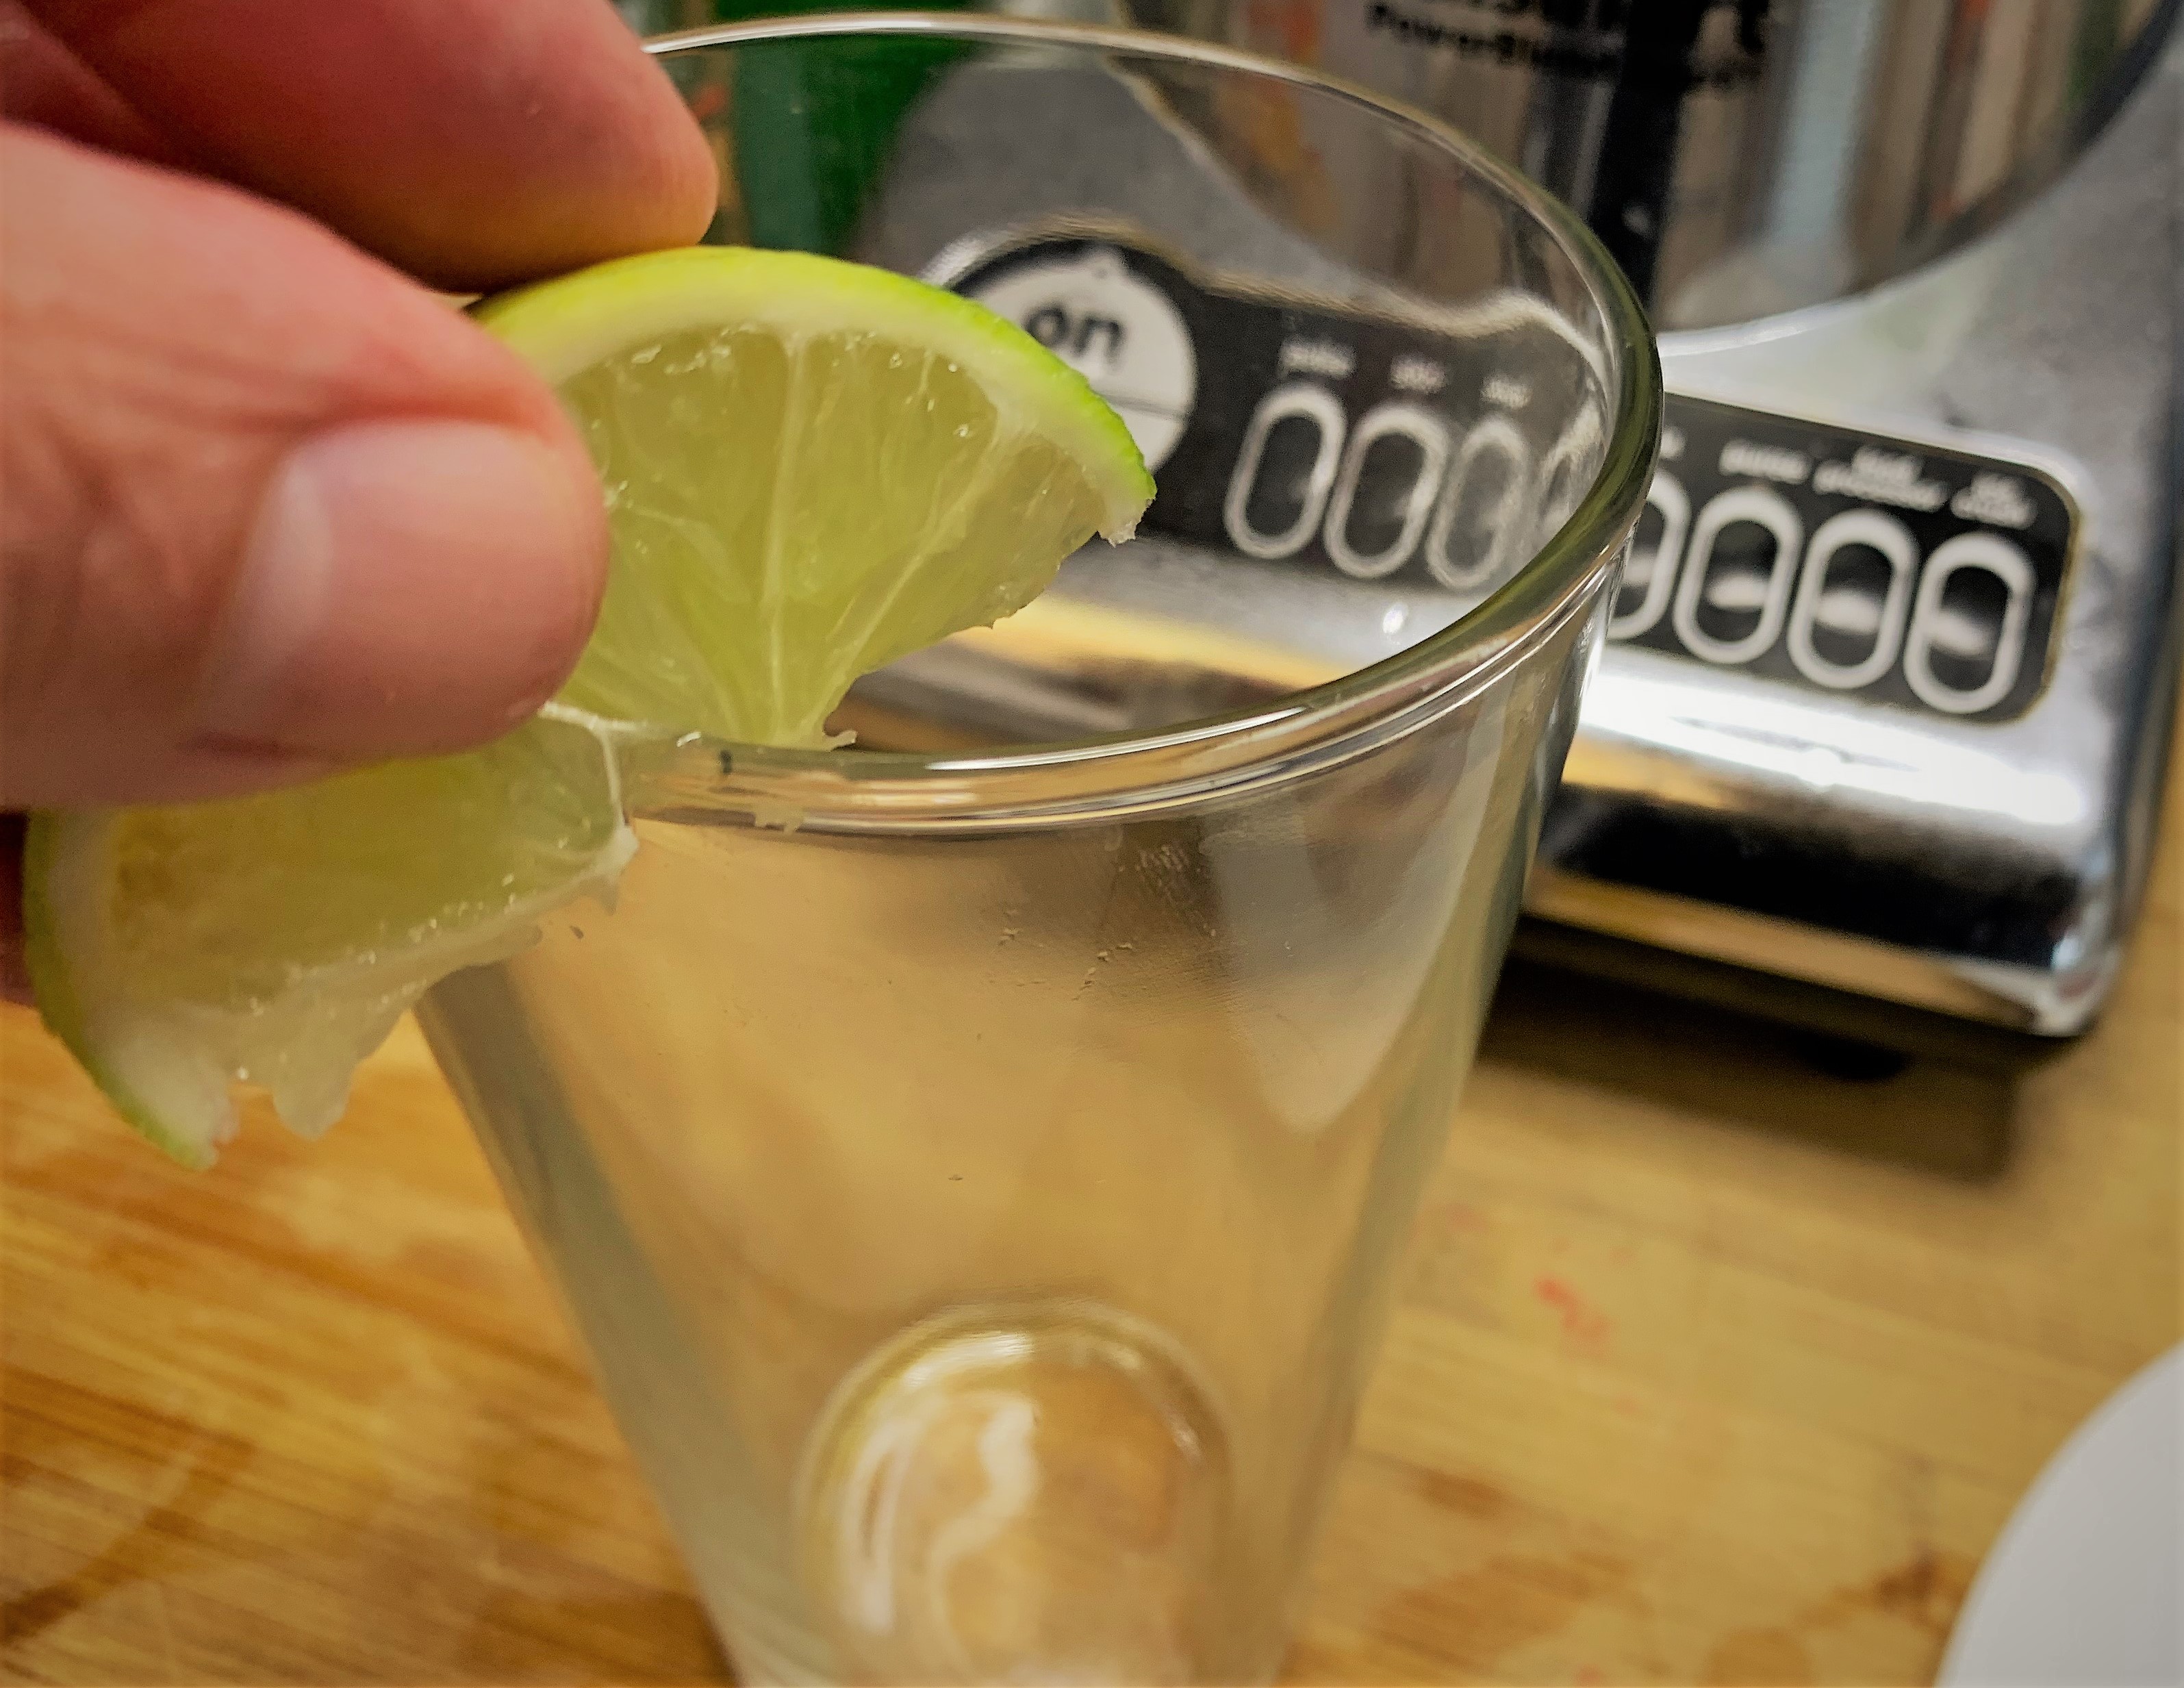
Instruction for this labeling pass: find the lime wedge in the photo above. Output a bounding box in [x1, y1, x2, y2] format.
[24, 709, 635, 1168]
[25, 247, 1153, 1166]
[479, 247, 1153, 746]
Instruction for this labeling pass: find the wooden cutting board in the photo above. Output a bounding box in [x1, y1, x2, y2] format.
[4, 764, 2176, 1685]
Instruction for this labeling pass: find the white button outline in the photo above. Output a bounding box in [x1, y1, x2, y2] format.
[1324, 401, 1451, 580]
[1671, 483, 1805, 666]
[1903, 531, 2035, 715]
[1785, 507, 1920, 690]
[1222, 381, 1347, 562]
[1427, 413, 1534, 592]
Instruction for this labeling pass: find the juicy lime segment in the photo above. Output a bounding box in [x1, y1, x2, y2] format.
[484, 247, 1152, 746]
[26, 712, 634, 1168]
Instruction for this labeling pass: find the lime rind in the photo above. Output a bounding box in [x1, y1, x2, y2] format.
[24, 710, 636, 1168]
[23, 812, 218, 1170]
[518, 249, 1152, 747]
[475, 247, 1154, 541]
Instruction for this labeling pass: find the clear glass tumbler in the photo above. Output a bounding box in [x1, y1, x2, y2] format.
[421, 15, 1658, 1684]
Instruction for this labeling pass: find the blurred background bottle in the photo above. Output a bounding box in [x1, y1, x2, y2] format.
[618, 0, 1121, 255]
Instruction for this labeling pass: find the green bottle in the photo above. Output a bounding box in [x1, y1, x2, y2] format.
[622, 0, 973, 257]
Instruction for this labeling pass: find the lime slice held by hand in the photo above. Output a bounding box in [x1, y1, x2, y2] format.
[24, 247, 1154, 1166]
[479, 246, 1153, 746]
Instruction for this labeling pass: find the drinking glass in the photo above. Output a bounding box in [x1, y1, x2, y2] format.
[421, 15, 1658, 1683]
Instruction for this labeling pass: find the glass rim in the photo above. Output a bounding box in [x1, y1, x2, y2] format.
[633, 11, 1662, 832]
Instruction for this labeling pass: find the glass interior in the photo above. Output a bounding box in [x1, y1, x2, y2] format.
[640, 12, 1658, 816]
[423, 19, 1658, 1688]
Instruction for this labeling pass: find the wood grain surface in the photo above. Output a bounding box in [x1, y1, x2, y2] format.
[3, 764, 2177, 1685]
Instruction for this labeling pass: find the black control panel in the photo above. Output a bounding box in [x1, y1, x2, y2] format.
[948, 231, 1599, 593]
[1622, 396, 2074, 721]
[947, 230, 2078, 724]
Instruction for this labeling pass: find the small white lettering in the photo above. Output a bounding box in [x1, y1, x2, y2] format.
[1719, 439, 1811, 484]
[1391, 354, 1446, 394]
[1950, 471, 2038, 531]
[1279, 338, 1355, 379]
[1813, 445, 1948, 511]
[1482, 373, 1531, 410]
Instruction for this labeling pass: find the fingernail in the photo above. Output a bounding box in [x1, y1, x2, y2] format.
[198, 418, 605, 757]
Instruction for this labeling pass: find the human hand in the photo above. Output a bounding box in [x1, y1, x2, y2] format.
[0, 0, 717, 996]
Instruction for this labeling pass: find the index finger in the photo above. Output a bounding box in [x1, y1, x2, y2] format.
[27, 0, 718, 289]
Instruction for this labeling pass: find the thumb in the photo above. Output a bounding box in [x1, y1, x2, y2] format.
[0, 125, 608, 809]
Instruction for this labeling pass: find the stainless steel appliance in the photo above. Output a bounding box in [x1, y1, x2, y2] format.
[807, 0, 2177, 1055]
[1133, 0, 2177, 330]
[1065, 0, 2181, 1052]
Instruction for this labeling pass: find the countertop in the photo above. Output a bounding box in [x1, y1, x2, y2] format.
[3, 764, 2177, 1686]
